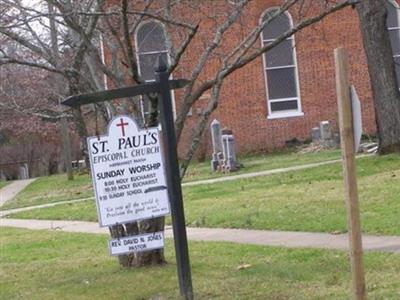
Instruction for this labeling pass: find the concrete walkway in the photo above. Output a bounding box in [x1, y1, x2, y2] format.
[3, 155, 397, 254]
[0, 179, 36, 207]
[1, 218, 400, 253]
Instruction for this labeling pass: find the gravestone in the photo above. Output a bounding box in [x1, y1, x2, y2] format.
[221, 129, 238, 172]
[210, 121, 240, 172]
[210, 119, 223, 171]
[310, 121, 340, 149]
[311, 127, 321, 142]
[320, 121, 332, 141]
[19, 163, 29, 179]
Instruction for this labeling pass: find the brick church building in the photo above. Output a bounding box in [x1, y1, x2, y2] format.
[108, 0, 399, 156]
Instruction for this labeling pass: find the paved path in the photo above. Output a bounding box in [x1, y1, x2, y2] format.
[0, 179, 37, 207]
[2, 218, 400, 253]
[4, 155, 396, 254]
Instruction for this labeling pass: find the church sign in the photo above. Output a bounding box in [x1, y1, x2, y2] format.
[63, 59, 193, 299]
[87, 115, 170, 227]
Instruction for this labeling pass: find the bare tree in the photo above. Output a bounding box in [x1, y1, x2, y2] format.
[0, 0, 105, 167]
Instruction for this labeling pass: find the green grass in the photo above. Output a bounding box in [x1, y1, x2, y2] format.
[7, 199, 99, 222]
[0, 181, 10, 189]
[183, 149, 341, 182]
[0, 173, 93, 210]
[0, 149, 341, 211]
[181, 154, 400, 235]
[1, 227, 400, 299]
[10, 154, 400, 235]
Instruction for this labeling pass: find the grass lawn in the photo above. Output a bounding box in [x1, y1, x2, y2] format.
[9, 154, 400, 236]
[183, 149, 341, 182]
[1, 227, 400, 299]
[0, 173, 93, 210]
[0, 150, 341, 210]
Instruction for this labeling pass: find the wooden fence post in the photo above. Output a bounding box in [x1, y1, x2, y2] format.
[334, 47, 366, 300]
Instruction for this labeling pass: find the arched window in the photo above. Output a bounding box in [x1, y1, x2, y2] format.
[136, 21, 170, 121]
[261, 8, 302, 118]
[385, 0, 400, 86]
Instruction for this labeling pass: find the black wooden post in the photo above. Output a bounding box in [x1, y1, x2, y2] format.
[156, 57, 193, 300]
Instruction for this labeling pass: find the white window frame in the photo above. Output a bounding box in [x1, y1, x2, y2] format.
[135, 21, 177, 121]
[260, 9, 303, 119]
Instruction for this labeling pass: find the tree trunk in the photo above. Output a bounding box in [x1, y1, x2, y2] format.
[67, 76, 91, 168]
[71, 106, 90, 168]
[60, 115, 74, 180]
[356, 0, 400, 153]
[135, 216, 166, 266]
[134, 94, 166, 266]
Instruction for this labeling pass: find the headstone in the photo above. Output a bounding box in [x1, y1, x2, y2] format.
[221, 128, 238, 172]
[19, 163, 29, 179]
[210, 119, 222, 171]
[311, 127, 321, 142]
[320, 121, 332, 141]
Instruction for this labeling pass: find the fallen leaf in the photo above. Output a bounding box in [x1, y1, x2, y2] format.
[237, 264, 252, 270]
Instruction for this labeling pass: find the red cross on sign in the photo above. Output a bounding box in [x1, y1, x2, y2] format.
[116, 118, 129, 136]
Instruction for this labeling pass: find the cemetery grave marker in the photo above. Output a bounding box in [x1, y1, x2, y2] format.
[210, 120, 240, 172]
[210, 119, 223, 171]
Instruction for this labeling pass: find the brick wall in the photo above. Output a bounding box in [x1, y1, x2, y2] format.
[105, 0, 380, 158]
[175, 1, 377, 158]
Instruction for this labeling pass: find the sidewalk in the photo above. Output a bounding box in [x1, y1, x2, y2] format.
[2, 218, 400, 253]
[0, 179, 36, 207]
[3, 155, 397, 254]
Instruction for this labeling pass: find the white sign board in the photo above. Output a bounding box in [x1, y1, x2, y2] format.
[350, 85, 363, 153]
[87, 115, 170, 227]
[108, 231, 164, 256]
